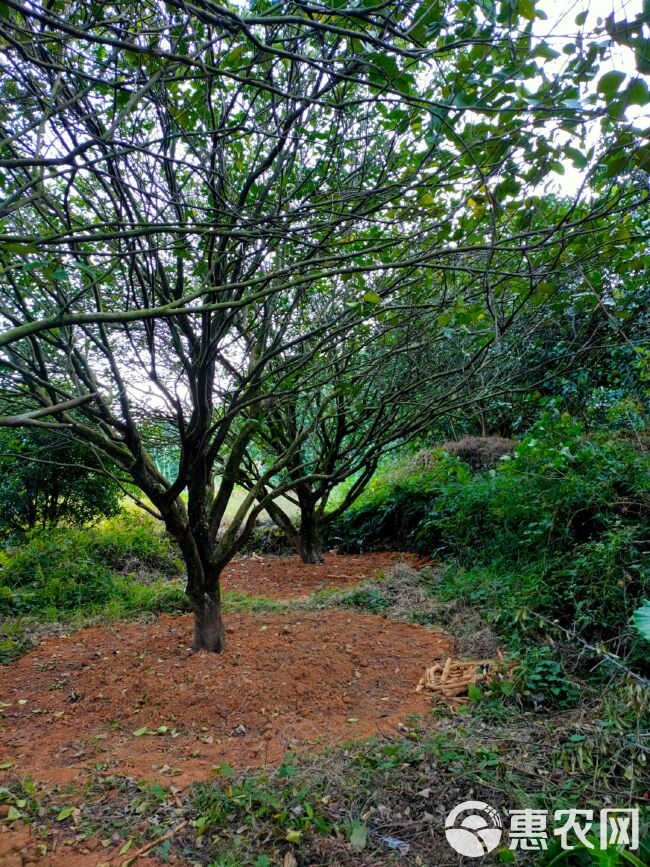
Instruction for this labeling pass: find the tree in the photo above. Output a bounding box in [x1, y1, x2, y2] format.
[241, 281, 531, 562]
[0, 0, 647, 651]
[0, 427, 122, 536]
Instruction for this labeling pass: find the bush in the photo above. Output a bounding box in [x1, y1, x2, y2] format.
[331, 451, 470, 552]
[0, 512, 184, 620]
[332, 414, 650, 672]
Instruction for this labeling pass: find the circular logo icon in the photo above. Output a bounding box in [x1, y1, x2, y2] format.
[445, 800, 503, 857]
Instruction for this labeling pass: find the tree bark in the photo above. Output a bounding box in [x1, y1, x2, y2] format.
[265, 497, 325, 563]
[189, 590, 225, 652]
[297, 513, 324, 564]
[177, 529, 226, 653]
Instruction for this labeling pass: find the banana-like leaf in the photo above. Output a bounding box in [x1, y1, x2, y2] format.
[632, 600, 650, 643]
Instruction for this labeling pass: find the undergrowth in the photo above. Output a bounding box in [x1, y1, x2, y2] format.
[3, 696, 647, 866]
[332, 414, 650, 673]
[0, 511, 187, 663]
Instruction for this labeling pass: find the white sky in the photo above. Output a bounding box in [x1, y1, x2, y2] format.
[539, 0, 648, 191]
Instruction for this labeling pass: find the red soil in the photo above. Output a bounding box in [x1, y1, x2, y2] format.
[0, 609, 449, 789]
[0, 554, 448, 866]
[221, 550, 428, 597]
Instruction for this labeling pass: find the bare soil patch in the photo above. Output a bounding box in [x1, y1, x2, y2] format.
[0, 610, 450, 790]
[221, 550, 428, 598]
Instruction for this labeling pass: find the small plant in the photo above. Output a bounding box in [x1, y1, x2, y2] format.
[512, 646, 580, 709]
[339, 587, 390, 613]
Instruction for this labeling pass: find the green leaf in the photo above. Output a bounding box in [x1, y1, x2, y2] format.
[132, 726, 148, 737]
[634, 144, 650, 172]
[6, 806, 21, 821]
[408, 0, 442, 42]
[222, 44, 246, 68]
[362, 291, 381, 304]
[467, 682, 483, 701]
[565, 146, 588, 169]
[534, 43, 560, 61]
[349, 821, 368, 850]
[2, 243, 39, 254]
[626, 78, 650, 106]
[635, 38, 650, 74]
[518, 0, 535, 21]
[368, 52, 399, 83]
[56, 806, 74, 821]
[632, 600, 650, 642]
[575, 10, 588, 26]
[597, 70, 626, 96]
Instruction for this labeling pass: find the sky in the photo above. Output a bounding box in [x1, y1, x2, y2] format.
[534, 0, 648, 192]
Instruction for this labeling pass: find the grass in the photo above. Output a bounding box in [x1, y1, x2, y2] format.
[0, 510, 188, 663]
[3, 694, 647, 866]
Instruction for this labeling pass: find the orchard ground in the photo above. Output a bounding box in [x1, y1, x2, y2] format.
[0, 551, 646, 866]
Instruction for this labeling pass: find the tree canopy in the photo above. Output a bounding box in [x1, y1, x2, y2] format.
[0, 0, 648, 650]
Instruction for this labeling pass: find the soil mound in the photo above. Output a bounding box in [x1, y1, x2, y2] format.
[0, 610, 450, 789]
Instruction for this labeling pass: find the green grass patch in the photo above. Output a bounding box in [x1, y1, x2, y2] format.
[0, 512, 188, 663]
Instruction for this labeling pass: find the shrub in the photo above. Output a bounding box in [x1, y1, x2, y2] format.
[0, 512, 184, 620]
[332, 414, 650, 672]
[331, 451, 470, 552]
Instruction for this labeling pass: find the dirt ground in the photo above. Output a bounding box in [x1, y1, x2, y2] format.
[0, 553, 449, 866]
[221, 550, 429, 597]
[0, 611, 450, 789]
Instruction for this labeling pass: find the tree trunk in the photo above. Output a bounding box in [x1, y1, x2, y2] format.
[298, 513, 324, 564]
[265, 497, 325, 563]
[189, 590, 225, 652]
[178, 534, 226, 653]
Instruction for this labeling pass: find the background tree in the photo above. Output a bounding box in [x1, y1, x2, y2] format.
[0, 0, 647, 651]
[0, 427, 122, 537]
[241, 271, 546, 562]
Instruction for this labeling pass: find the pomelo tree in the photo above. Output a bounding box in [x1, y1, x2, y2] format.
[0, 0, 647, 649]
